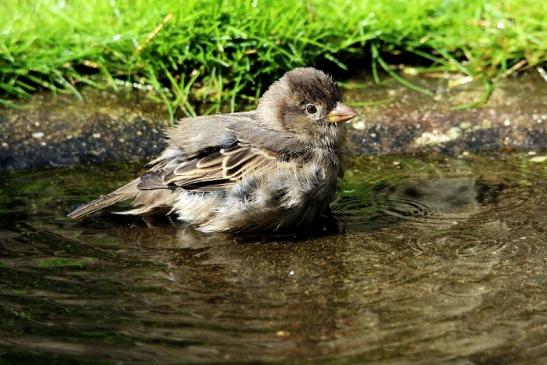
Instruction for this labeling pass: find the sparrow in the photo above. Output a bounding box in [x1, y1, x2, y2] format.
[68, 67, 358, 232]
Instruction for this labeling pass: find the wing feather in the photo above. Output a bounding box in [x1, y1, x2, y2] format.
[68, 114, 310, 219]
[138, 119, 307, 193]
[138, 143, 279, 192]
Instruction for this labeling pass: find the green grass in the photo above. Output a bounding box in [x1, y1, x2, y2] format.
[1, 0, 545, 118]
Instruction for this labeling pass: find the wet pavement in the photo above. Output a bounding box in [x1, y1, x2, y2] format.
[0, 90, 167, 171]
[1, 72, 546, 171]
[345, 72, 546, 155]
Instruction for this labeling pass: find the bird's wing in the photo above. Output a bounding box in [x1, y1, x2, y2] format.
[68, 115, 310, 218]
[140, 119, 311, 192]
[137, 143, 282, 192]
[164, 111, 310, 161]
[165, 111, 256, 161]
[226, 122, 309, 157]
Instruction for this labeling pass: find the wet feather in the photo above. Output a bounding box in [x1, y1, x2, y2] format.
[67, 68, 357, 233]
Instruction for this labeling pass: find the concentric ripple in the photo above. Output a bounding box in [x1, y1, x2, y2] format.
[336, 155, 546, 233]
[334, 176, 492, 230]
[404, 226, 509, 258]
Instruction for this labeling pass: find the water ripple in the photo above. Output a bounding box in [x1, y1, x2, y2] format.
[406, 226, 509, 258]
[1, 153, 546, 364]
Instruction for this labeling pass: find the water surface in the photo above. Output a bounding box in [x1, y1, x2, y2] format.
[0, 153, 546, 364]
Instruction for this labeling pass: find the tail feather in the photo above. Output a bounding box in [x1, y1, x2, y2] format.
[67, 179, 140, 219]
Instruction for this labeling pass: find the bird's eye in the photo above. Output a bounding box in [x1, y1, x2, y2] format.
[306, 104, 318, 114]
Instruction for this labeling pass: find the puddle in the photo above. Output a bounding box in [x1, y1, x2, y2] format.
[0, 153, 546, 364]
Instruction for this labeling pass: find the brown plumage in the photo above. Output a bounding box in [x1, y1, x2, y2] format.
[68, 68, 357, 232]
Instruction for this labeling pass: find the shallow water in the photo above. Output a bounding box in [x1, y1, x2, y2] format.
[0, 153, 546, 365]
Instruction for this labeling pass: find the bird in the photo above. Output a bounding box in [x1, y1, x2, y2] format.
[67, 67, 358, 232]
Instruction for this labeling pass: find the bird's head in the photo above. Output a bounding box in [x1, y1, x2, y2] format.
[257, 67, 357, 145]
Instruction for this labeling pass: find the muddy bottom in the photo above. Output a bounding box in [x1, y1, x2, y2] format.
[0, 153, 546, 364]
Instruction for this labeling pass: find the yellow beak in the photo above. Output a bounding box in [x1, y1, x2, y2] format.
[327, 102, 358, 123]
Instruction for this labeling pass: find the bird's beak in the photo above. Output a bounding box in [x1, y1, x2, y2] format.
[327, 102, 358, 124]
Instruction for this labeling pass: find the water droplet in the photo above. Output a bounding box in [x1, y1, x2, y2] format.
[288, 270, 294, 277]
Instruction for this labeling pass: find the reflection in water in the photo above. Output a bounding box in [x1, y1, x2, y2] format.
[0, 153, 546, 364]
[335, 177, 504, 230]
